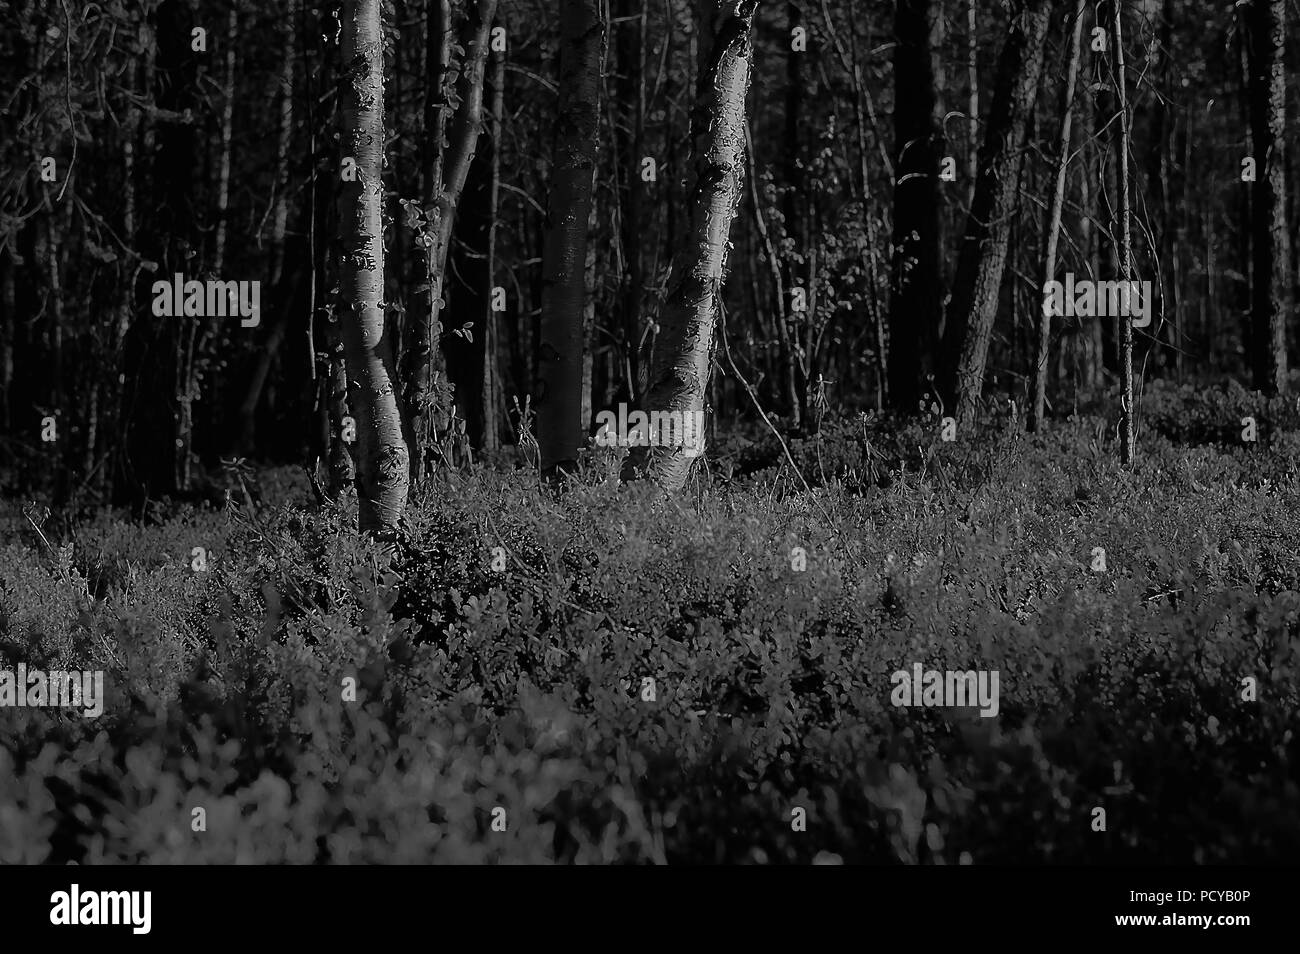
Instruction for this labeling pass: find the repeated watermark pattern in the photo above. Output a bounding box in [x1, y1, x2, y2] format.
[151, 274, 261, 327]
[1042, 272, 1152, 328]
[593, 404, 705, 458]
[890, 664, 1000, 718]
[0, 665, 104, 718]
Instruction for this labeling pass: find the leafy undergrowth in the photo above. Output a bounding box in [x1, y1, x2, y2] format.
[1, 396, 1298, 863]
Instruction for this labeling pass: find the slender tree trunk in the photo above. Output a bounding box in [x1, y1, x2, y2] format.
[39, 205, 67, 500]
[135, 0, 200, 501]
[745, 120, 796, 421]
[308, 1, 335, 486]
[389, 0, 409, 374]
[616, 0, 649, 405]
[213, 5, 238, 278]
[966, 0, 978, 207]
[930, 1, 949, 290]
[109, 22, 154, 503]
[481, 36, 505, 455]
[1148, 0, 1176, 376]
[102, 80, 141, 501]
[581, 162, 601, 440]
[623, 0, 759, 492]
[782, 2, 806, 427]
[338, 0, 408, 532]
[1175, 97, 1190, 381]
[1110, 0, 1137, 462]
[538, 0, 606, 477]
[888, 0, 945, 411]
[1093, 53, 1120, 378]
[403, 0, 496, 481]
[1244, 0, 1289, 394]
[1234, 15, 1255, 368]
[405, 0, 451, 480]
[446, 131, 493, 452]
[0, 250, 12, 433]
[1077, 84, 1102, 390]
[1030, 0, 1085, 432]
[940, 0, 1050, 424]
[1203, 164, 1214, 361]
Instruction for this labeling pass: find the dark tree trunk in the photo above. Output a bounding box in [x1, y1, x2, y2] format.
[445, 121, 493, 450]
[615, 0, 649, 406]
[940, 0, 1051, 423]
[1243, 0, 1289, 394]
[537, 0, 606, 477]
[122, 0, 200, 503]
[237, 4, 296, 455]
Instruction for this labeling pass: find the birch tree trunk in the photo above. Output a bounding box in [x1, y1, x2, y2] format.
[1030, 0, 1085, 432]
[1243, 0, 1289, 395]
[338, 0, 408, 532]
[538, 0, 606, 477]
[940, 0, 1050, 424]
[1110, 0, 1137, 463]
[624, 0, 759, 492]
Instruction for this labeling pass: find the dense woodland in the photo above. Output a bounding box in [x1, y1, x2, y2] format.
[0, 1, 1298, 866]
[0, 0, 1296, 514]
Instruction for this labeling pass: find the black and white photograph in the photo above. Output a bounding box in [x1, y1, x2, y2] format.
[0, 0, 1295, 930]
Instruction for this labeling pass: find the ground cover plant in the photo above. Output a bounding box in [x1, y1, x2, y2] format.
[2, 397, 1296, 864]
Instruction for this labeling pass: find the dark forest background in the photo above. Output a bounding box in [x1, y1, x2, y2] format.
[1, 0, 1296, 507]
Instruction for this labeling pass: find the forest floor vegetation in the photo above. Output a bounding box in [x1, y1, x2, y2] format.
[1, 380, 1297, 863]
